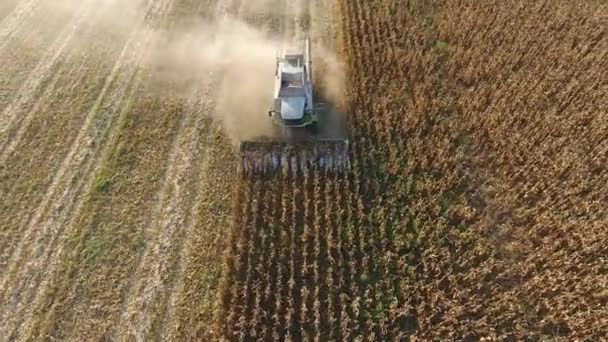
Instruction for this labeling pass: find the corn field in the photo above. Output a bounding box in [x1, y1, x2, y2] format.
[0, 0, 606, 340]
[221, 0, 608, 340]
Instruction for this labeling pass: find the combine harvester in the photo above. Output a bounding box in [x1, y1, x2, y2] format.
[240, 38, 350, 176]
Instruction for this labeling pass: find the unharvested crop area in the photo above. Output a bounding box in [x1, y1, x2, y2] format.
[224, 0, 608, 340]
[0, 0, 606, 341]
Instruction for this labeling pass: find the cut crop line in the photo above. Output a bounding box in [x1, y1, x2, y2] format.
[0, 19, 149, 340]
[116, 81, 218, 341]
[0, 0, 41, 52]
[0, 36, 91, 262]
[160, 112, 216, 342]
[291, 0, 307, 41]
[116, 1, 239, 339]
[64, 0, 179, 335]
[0, 0, 125, 262]
[0, 0, 134, 291]
[16, 37, 151, 341]
[0, 0, 95, 162]
[280, 0, 292, 43]
[161, 3, 255, 338]
[0, 0, 168, 333]
[13, 2, 176, 331]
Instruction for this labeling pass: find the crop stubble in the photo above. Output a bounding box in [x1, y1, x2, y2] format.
[0, 0, 241, 340]
[1, 0, 606, 340]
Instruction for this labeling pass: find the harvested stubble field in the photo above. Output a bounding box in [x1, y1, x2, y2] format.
[0, 0, 606, 341]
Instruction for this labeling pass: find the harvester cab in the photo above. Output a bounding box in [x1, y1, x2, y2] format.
[239, 38, 350, 176]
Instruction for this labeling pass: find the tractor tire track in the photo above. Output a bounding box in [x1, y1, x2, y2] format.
[160, 114, 222, 341]
[163, 120, 238, 341]
[116, 80, 217, 342]
[0, 0, 132, 275]
[164, 0, 279, 339]
[0, 0, 40, 51]
[0, 0, 96, 160]
[25, 1, 179, 337]
[0, 43, 90, 273]
[0, 5, 72, 119]
[0, 0, 126, 277]
[1, 21, 152, 342]
[0, 0, 173, 339]
[117, 1, 245, 340]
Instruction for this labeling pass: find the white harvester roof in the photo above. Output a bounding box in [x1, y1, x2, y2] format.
[273, 43, 314, 121]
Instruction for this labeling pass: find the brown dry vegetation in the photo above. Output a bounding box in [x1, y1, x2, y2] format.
[1, 0, 607, 341]
[222, 0, 608, 340]
[336, 0, 607, 338]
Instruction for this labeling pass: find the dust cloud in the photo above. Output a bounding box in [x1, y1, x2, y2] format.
[38, 0, 346, 144]
[145, 0, 347, 144]
[314, 45, 347, 112]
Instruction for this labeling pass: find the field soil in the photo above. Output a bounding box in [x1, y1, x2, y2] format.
[0, 0, 238, 340]
[0, 0, 606, 341]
